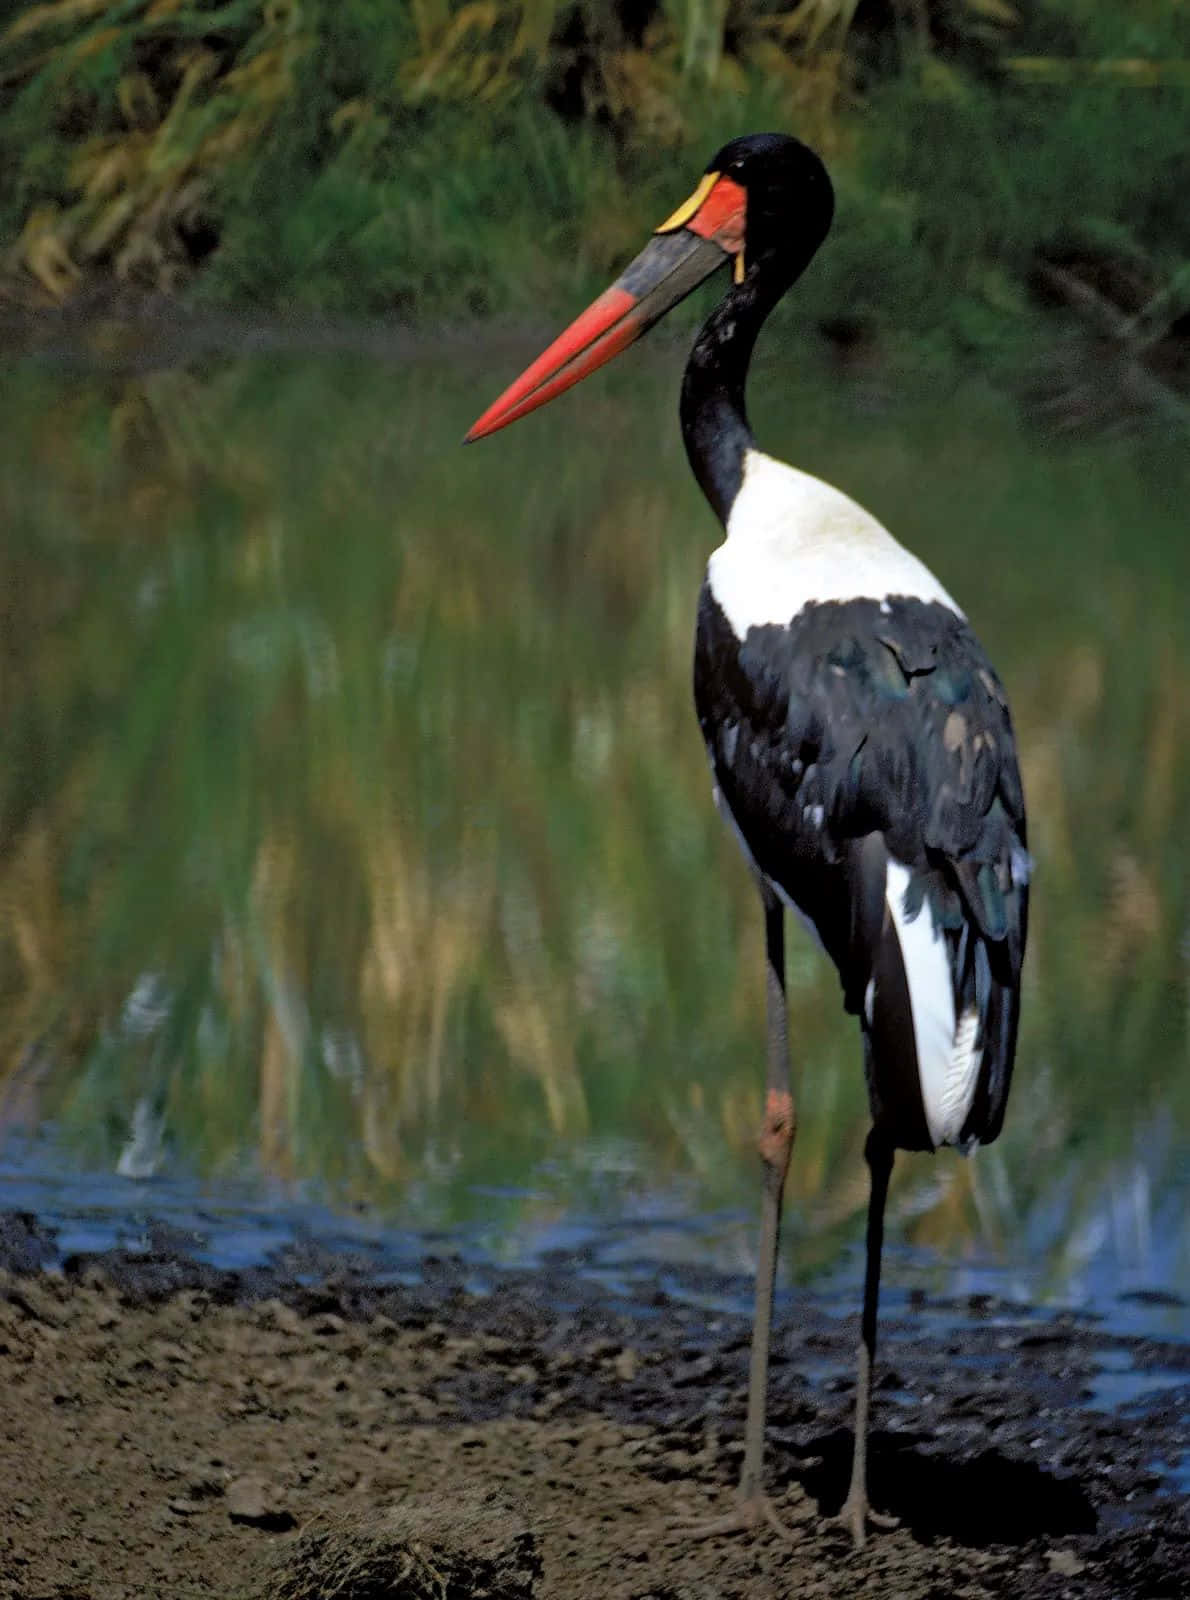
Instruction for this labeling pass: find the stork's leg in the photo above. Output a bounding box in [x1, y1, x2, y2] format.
[836, 1128, 899, 1547]
[740, 890, 795, 1504]
[674, 887, 798, 1539]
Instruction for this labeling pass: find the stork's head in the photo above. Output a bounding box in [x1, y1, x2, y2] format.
[697, 133, 834, 285]
[465, 133, 834, 442]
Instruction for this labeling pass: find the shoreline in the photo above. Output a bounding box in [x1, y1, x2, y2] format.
[1, 1210, 1185, 1598]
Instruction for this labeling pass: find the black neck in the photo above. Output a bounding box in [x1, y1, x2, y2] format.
[679, 272, 780, 526]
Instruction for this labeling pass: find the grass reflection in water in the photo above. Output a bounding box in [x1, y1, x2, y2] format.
[1, 338, 1187, 1299]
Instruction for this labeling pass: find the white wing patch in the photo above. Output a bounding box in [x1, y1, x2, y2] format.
[708, 449, 962, 639]
[884, 858, 982, 1149]
[941, 1006, 982, 1152]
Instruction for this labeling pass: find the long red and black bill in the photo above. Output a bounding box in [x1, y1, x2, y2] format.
[465, 173, 746, 442]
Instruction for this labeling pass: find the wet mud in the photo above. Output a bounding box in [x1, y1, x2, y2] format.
[0, 1210, 1185, 1598]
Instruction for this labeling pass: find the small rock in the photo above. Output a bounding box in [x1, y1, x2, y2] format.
[1045, 1547, 1087, 1577]
[613, 1347, 639, 1383]
[226, 1473, 296, 1532]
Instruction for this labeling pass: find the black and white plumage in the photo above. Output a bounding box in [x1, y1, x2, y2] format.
[695, 493, 1028, 1156]
[468, 131, 1028, 1547]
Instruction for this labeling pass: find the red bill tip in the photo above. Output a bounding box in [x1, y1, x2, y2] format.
[465, 285, 638, 443]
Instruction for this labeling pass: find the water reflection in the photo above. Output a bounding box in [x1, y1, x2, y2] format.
[0, 325, 1187, 1318]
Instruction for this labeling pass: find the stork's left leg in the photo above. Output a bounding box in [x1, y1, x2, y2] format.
[836, 1128, 899, 1547]
[737, 889, 797, 1521]
[673, 886, 799, 1539]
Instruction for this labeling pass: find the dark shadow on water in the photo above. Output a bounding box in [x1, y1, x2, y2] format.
[800, 1428, 1097, 1545]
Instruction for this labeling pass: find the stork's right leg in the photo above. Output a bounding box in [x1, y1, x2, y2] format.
[836, 1128, 898, 1547]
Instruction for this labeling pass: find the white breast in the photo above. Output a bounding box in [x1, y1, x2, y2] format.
[707, 449, 962, 638]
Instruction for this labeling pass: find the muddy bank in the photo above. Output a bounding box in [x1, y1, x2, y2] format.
[0, 1210, 1185, 1599]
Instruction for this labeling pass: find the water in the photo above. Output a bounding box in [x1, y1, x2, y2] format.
[1, 316, 1188, 1336]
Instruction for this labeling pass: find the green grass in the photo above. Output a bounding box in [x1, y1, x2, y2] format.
[2, 2, 1189, 389]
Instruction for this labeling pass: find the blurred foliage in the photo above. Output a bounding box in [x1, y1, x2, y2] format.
[0, 3, 1186, 1287]
[0, 0, 310, 295]
[0, 0, 1187, 390]
[0, 0, 878, 302]
[1, 347, 1187, 1280]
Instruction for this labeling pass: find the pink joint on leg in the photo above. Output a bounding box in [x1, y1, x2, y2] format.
[758, 1088, 796, 1176]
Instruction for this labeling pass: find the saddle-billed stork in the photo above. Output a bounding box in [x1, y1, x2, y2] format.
[466, 133, 1028, 1546]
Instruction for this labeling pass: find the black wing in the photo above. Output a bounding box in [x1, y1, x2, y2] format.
[694, 584, 1028, 1151]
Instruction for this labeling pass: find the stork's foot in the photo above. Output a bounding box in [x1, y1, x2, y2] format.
[671, 1487, 809, 1542]
[834, 1490, 899, 1550]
